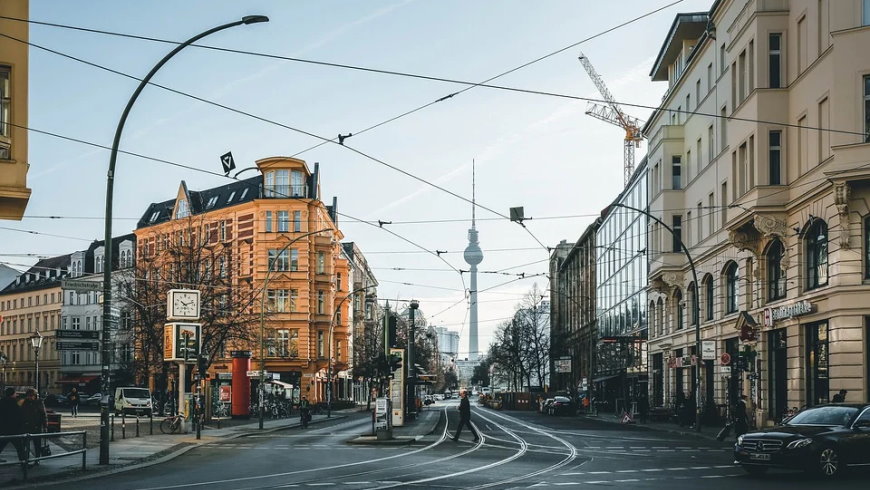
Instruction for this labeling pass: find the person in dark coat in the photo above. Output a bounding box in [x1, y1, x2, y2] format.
[20, 388, 46, 460]
[831, 389, 848, 403]
[69, 387, 80, 417]
[733, 395, 749, 438]
[0, 387, 25, 462]
[452, 391, 479, 442]
[674, 391, 686, 426]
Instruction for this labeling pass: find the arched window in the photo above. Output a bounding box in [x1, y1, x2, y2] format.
[649, 301, 657, 338]
[674, 289, 684, 330]
[687, 282, 697, 326]
[704, 274, 714, 321]
[806, 219, 828, 289]
[725, 262, 739, 314]
[766, 240, 786, 301]
[657, 298, 665, 336]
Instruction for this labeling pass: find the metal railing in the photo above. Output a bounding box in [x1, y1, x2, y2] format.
[0, 430, 87, 481]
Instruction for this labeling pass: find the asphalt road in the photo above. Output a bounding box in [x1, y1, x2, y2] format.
[37, 401, 870, 489]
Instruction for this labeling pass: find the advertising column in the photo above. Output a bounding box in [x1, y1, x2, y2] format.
[390, 348, 404, 427]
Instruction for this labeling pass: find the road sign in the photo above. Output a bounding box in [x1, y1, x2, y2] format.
[220, 151, 236, 174]
[57, 341, 100, 350]
[720, 352, 732, 366]
[702, 340, 716, 360]
[57, 329, 100, 340]
[61, 279, 102, 292]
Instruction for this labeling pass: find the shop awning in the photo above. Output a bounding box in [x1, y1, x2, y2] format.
[57, 376, 99, 385]
[266, 380, 294, 389]
[592, 374, 620, 383]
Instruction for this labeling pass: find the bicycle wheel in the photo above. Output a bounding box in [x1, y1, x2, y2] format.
[160, 418, 173, 434]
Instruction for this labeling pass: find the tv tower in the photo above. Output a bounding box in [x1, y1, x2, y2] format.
[463, 161, 483, 362]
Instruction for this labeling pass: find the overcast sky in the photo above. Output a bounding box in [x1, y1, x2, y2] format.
[3, 0, 714, 358]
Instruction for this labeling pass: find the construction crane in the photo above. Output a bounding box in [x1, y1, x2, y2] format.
[578, 52, 645, 185]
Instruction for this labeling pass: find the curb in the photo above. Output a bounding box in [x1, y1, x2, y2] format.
[7, 415, 348, 488]
[577, 415, 726, 443]
[346, 410, 443, 445]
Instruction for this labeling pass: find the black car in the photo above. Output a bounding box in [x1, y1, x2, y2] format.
[734, 403, 870, 478]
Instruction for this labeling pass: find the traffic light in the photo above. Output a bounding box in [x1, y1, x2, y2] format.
[388, 353, 403, 373]
[388, 315, 398, 348]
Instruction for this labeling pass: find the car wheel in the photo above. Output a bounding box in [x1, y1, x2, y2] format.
[815, 447, 841, 478]
[742, 465, 768, 476]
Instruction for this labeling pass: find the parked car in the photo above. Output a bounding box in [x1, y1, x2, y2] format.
[434, 394, 444, 401]
[84, 393, 102, 406]
[734, 403, 870, 478]
[547, 396, 573, 415]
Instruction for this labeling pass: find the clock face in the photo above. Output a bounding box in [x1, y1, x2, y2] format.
[169, 290, 199, 319]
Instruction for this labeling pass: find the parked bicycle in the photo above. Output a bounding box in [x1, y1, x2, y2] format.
[213, 402, 229, 418]
[160, 414, 185, 434]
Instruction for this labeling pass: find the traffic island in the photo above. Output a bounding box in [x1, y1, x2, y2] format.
[346, 408, 443, 445]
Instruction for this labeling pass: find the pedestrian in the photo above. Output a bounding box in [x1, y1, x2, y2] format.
[733, 395, 749, 438]
[0, 387, 26, 463]
[831, 389, 848, 403]
[69, 387, 80, 417]
[299, 395, 310, 429]
[20, 388, 47, 463]
[452, 390, 480, 442]
[674, 391, 685, 426]
[683, 394, 696, 429]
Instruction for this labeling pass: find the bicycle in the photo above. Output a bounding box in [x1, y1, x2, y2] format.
[160, 414, 185, 434]
[213, 402, 229, 418]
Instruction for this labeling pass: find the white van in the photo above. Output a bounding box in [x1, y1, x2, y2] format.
[114, 386, 153, 416]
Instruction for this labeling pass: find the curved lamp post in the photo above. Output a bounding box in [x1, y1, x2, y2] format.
[258, 229, 333, 430]
[326, 285, 377, 418]
[99, 15, 269, 465]
[30, 331, 43, 396]
[612, 203, 702, 432]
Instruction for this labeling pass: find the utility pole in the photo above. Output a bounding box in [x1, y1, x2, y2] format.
[407, 300, 419, 420]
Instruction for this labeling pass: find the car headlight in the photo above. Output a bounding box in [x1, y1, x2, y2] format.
[737, 435, 744, 445]
[786, 438, 812, 449]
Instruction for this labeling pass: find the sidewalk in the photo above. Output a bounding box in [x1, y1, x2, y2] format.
[347, 406, 443, 445]
[0, 409, 358, 488]
[577, 411, 731, 443]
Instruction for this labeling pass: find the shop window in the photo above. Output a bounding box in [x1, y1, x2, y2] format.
[806, 219, 828, 290]
[806, 322, 830, 406]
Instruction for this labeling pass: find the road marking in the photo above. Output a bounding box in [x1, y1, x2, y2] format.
[614, 479, 640, 483]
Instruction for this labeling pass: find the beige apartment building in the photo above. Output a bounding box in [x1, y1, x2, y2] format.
[645, 0, 870, 427]
[0, 0, 31, 220]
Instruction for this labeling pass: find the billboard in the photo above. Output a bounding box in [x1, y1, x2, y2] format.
[390, 347, 404, 427]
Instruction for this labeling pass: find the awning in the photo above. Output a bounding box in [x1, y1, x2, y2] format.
[57, 376, 99, 385]
[266, 380, 294, 389]
[592, 374, 620, 383]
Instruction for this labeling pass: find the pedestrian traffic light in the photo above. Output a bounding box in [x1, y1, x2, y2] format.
[388, 353, 403, 373]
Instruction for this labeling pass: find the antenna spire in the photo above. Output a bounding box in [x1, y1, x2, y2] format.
[471, 159, 476, 228]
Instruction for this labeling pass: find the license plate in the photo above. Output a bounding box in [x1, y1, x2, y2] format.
[749, 453, 771, 461]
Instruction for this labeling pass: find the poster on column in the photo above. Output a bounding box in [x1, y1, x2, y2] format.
[390, 348, 404, 427]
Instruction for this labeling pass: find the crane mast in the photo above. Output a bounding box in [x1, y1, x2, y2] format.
[578, 53, 644, 185]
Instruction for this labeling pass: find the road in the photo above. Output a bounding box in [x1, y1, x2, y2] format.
[39, 400, 869, 489]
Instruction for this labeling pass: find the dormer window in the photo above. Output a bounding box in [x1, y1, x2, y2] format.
[175, 199, 189, 219]
[227, 191, 236, 203]
[264, 169, 290, 198]
[149, 211, 160, 223]
[95, 254, 104, 273]
[240, 188, 249, 200]
[206, 195, 219, 209]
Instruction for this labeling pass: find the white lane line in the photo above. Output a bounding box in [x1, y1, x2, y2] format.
[616, 470, 637, 473]
[641, 468, 662, 472]
[614, 479, 641, 483]
[554, 483, 579, 486]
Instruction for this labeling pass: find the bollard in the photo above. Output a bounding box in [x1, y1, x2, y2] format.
[82, 431, 87, 471]
[122, 411, 126, 439]
[110, 413, 115, 441]
[136, 414, 140, 437]
[150, 412, 154, 435]
[22, 433, 30, 481]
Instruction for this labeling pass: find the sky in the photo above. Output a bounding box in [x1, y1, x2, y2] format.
[2, 0, 715, 359]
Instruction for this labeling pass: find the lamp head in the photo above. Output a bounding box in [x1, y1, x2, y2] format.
[30, 330, 44, 350]
[409, 299, 419, 310]
[242, 15, 270, 24]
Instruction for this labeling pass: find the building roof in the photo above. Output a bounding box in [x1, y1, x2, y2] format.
[137, 176, 261, 229]
[649, 12, 709, 81]
[2, 254, 71, 294]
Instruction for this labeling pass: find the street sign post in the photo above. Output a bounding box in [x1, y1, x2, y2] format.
[701, 340, 716, 361]
[57, 342, 100, 350]
[57, 329, 100, 339]
[61, 279, 102, 292]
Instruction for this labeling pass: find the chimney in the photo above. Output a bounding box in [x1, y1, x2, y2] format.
[331, 196, 338, 224]
[309, 162, 320, 200]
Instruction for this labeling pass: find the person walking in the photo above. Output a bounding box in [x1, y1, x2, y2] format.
[69, 387, 80, 417]
[20, 388, 47, 463]
[0, 387, 25, 463]
[452, 391, 479, 442]
[733, 395, 749, 438]
[299, 395, 311, 429]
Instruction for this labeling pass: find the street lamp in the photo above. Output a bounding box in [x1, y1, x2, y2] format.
[327, 285, 377, 418]
[258, 229, 333, 430]
[99, 15, 268, 464]
[0, 351, 8, 391]
[30, 331, 43, 397]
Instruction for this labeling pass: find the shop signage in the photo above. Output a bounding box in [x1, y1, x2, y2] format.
[701, 340, 716, 361]
[217, 372, 232, 380]
[554, 357, 572, 373]
[763, 300, 814, 326]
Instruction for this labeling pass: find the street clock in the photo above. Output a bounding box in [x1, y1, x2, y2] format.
[167, 289, 201, 320]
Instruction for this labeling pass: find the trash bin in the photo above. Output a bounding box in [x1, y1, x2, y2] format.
[46, 412, 62, 433]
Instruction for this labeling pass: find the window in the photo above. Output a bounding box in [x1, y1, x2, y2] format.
[293, 210, 302, 232]
[688, 283, 697, 326]
[0, 66, 9, 139]
[264, 169, 289, 197]
[725, 262, 739, 314]
[864, 76, 870, 142]
[291, 170, 305, 197]
[672, 156, 682, 189]
[806, 322, 830, 406]
[798, 115, 808, 173]
[806, 219, 829, 289]
[865, 0, 870, 26]
[336, 273, 342, 291]
[275, 329, 298, 357]
[674, 289, 684, 330]
[219, 221, 227, 241]
[175, 199, 189, 219]
[865, 216, 870, 278]
[697, 202, 703, 243]
[227, 191, 236, 203]
[695, 80, 700, 108]
[265, 211, 272, 232]
[708, 125, 715, 161]
[708, 193, 715, 234]
[738, 49, 746, 102]
[704, 275, 714, 321]
[268, 289, 290, 312]
[72, 317, 81, 330]
[317, 251, 325, 274]
[672, 215, 682, 252]
[748, 40, 755, 92]
[769, 34, 781, 88]
[317, 290, 325, 314]
[278, 210, 289, 232]
[290, 289, 298, 312]
[686, 94, 691, 114]
[720, 106, 728, 150]
[268, 249, 289, 271]
[767, 240, 787, 301]
[720, 44, 726, 74]
[686, 211, 692, 246]
[290, 249, 299, 271]
[769, 130, 782, 184]
[696, 138, 702, 170]
[707, 63, 713, 92]
[686, 150, 691, 180]
[797, 16, 807, 73]
[818, 97, 830, 163]
[317, 330, 325, 358]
